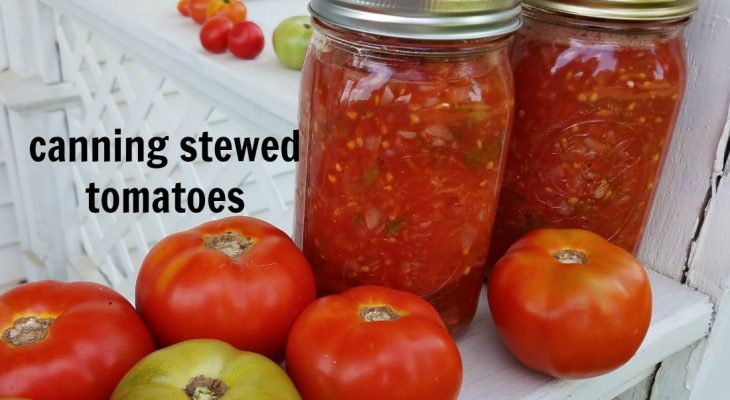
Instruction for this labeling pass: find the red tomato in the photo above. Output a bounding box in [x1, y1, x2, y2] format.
[286, 285, 463, 400]
[188, 0, 212, 24]
[488, 229, 652, 379]
[206, 0, 247, 23]
[228, 21, 265, 59]
[200, 17, 233, 53]
[0, 281, 155, 400]
[177, 0, 190, 17]
[136, 216, 316, 361]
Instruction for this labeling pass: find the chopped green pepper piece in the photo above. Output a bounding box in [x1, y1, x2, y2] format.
[386, 217, 406, 237]
[363, 165, 379, 185]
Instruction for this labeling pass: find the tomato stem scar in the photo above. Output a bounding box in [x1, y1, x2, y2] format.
[203, 231, 254, 259]
[2, 316, 55, 346]
[553, 249, 588, 264]
[184, 375, 228, 400]
[360, 306, 400, 322]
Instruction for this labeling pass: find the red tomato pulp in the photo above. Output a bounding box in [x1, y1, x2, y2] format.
[297, 22, 515, 332]
[489, 14, 686, 264]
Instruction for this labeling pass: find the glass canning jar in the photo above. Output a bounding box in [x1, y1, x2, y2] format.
[489, 0, 697, 266]
[296, 0, 521, 333]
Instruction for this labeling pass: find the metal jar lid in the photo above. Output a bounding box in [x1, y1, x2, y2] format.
[308, 0, 522, 41]
[524, 0, 698, 21]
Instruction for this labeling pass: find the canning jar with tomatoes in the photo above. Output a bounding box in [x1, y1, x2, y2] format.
[489, 0, 698, 265]
[296, 0, 521, 332]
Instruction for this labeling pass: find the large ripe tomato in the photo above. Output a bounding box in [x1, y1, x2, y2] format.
[228, 21, 265, 59]
[188, 0, 212, 24]
[206, 0, 247, 23]
[488, 229, 652, 379]
[112, 339, 301, 400]
[0, 281, 155, 400]
[136, 216, 316, 361]
[286, 285, 463, 400]
[200, 17, 233, 53]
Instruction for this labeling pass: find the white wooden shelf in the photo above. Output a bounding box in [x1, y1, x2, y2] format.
[459, 271, 713, 399]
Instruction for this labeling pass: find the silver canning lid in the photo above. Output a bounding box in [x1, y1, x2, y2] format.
[308, 0, 522, 41]
[523, 0, 698, 21]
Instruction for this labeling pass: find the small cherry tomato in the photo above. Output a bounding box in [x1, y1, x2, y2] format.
[228, 21, 265, 60]
[273, 16, 313, 70]
[488, 229, 652, 379]
[200, 17, 233, 53]
[188, 0, 212, 24]
[136, 216, 316, 361]
[286, 285, 463, 400]
[177, 0, 190, 17]
[206, 0, 247, 23]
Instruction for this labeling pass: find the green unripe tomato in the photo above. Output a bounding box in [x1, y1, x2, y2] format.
[273, 16, 313, 70]
[111, 339, 301, 400]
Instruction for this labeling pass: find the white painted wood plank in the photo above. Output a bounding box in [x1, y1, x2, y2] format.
[0, 203, 19, 246]
[0, 163, 11, 205]
[638, 0, 730, 280]
[686, 113, 730, 301]
[0, 243, 24, 286]
[681, 125, 730, 399]
[42, 0, 304, 138]
[0, 105, 29, 249]
[0, 0, 9, 71]
[688, 295, 730, 400]
[615, 375, 654, 400]
[0, 0, 36, 77]
[650, 342, 705, 400]
[29, 1, 61, 84]
[0, 70, 77, 111]
[457, 271, 712, 400]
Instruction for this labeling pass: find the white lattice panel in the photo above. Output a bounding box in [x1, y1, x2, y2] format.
[55, 14, 297, 298]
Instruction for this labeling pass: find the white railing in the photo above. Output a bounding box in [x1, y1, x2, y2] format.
[0, 0, 728, 398]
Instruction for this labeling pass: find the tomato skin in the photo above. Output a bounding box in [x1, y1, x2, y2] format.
[206, 0, 247, 23]
[228, 21, 265, 59]
[177, 0, 190, 17]
[135, 216, 316, 361]
[0, 281, 155, 400]
[200, 17, 233, 53]
[188, 0, 212, 24]
[487, 229, 652, 379]
[286, 286, 463, 400]
[112, 339, 301, 400]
